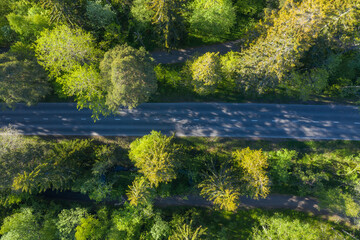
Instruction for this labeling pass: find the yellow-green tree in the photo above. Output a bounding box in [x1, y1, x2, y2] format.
[169, 220, 207, 240]
[126, 176, 153, 206]
[198, 165, 239, 211]
[188, 0, 236, 37]
[129, 131, 177, 187]
[189, 52, 222, 95]
[35, 25, 102, 78]
[233, 0, 360, 93]
[232, 147, 270, 199]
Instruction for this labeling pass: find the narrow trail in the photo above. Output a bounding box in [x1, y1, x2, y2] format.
[154, 194, 348, 223]
[151, 40, 241, 64]
[43, 191, 347, 223]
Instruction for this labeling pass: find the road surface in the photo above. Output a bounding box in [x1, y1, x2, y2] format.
[0, 103, 359, 139]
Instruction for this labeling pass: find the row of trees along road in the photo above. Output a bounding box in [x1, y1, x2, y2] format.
[0, 0, 359, 118]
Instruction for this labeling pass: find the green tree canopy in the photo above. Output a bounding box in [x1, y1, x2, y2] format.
[188, 0, 236, 37]
[0, 52, 50, 106]
[85, 0, 116, 30]
[100, 44, 157, 110]
[189, 52, 222, 95]
[75, 216, 105, 240]
[232, 147, 270, 199]
[57, 208, 88, 240]
[129, 131, 176, 187]
[0, 208, 41, 240]
[150, 0, 187, 49]
[7, 4, 52, 42]
[126, 176, 153, 206]
[233, 0, 360, 93]
[35, 24, 102, 78]
[198, 165, 239, 211]
[58, 64, 108, 118]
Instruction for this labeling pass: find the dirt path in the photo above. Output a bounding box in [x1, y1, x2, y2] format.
[151, 40, 241, 64]
[154, 194, 347, 223]
[42, 191, 347, 223]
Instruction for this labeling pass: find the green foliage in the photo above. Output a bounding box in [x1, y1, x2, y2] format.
[188, 0, 236, 37]
[40, 0, 87, 27]
[75, 215, 105, 240]
[150, 214, 170, 240]
[150, 0, 187, 49]
[0, 126, 44, 194]
[35, 25, 101, 78]
[232, 148, 270, 199]
[7, 4, 52, 42]
[8, 41, 36, 60]
[130, 0, 154, 37]
[126, 176, 153, 206]
[0, 208, 41, 240]
[233, 0, 360, 93]
[189, 52, 222, 95]
[169, 219, 207, 240]
[0, 0, 13, 46]
[112, 203, 153, 239]
[235, 0, 266, 17]
[198, 165, 239, 211]
[318, 188, 360, 218]
[57, 208, 88, 240]
[252, 212, 351, 240]
[285, 68, 329, 100]
[100, 44, 157, 110]
[58, 64, 108, 119]
[0, 52, 50, 106]
[86, 0, 116, 30]
[129, 131, 177, 187]
[268, 149, 296, 185]
[74, 177, 113, 202]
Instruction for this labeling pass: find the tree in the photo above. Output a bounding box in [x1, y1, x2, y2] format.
[112, 203, 151, 239]
[57, 208, 88, 240]
[232, 148, 270, 199]
[188, 0, 236, 38]
[252, 212, 348, 239]
[198, 165, 239, 211]
[189, 52, 222, 95]
[75, 216, 105, 240]
[0, 208, 41, 240]
[0, 52, 51, 107]
[150, 0, 187, 49]
[58, 64, 109, 119]
[6, 4, 52, 42]
[129, 131, 176, 187]
[150, 214, 170, 240]
[126, 176, 153, 206]
[169, 220, 207, 240]
[130, 0, 155, 47]
[0, 126, 44, 204]
[40, 0, 87, 27]
[233, 0, 360, 93]
[35, 24, 102, 78]
[100, 44, 157, 110]
[85, 0, 116, 30]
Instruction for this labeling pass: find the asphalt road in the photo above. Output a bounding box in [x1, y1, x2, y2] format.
[0, 103, 359, 140]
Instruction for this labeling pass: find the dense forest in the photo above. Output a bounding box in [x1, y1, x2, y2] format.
[1, 0, 360, 239]
[0, 127, 360, 239]
[0, 0, 359, 118]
